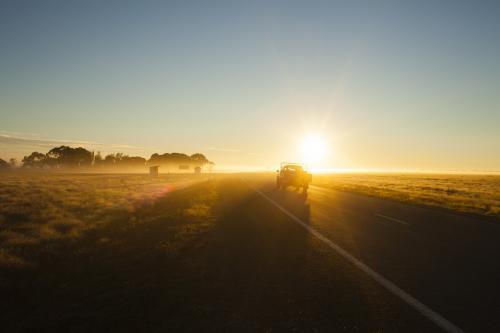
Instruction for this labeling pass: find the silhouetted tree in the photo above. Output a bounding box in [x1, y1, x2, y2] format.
[8, 158, 17, 168]
[147, 152, 213, 171]
[190, 153, 210, 166]
[95, 153, 146, 170]
[0, 158, 9, 169]
[22, 152, 47, 168]
[19, 146, 213, 171]
[93, 151, 103, 167]
[116, 155, 146, 169]
[100, 154, 116, 167]
[46, 146, 93, 168]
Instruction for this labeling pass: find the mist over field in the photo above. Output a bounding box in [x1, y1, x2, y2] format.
[0, 145, 214, 174]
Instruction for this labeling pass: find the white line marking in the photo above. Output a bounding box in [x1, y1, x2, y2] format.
[246, 182, 464, 333]
[376, 213, 409, 225]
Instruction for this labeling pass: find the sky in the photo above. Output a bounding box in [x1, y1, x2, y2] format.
[1, 0, 499, 172]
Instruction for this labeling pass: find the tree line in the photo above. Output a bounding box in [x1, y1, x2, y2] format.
[0, 146, 213, 171]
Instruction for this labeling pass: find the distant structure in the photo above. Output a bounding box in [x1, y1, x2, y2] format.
[194, 166, 201, 174]
[149, 165, 159, 177]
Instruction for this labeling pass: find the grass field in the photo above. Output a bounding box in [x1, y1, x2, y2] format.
[312, 173, 500, 219]
[0, 172, 214, 268]
[0, 172, 232, 331]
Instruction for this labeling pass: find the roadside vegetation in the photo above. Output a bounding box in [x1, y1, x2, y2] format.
[1, 145, 213, 172]
[312, 173, 500, 219]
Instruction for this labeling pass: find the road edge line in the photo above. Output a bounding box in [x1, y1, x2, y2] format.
[245, 181, 464, 333]
[375, 213, 409, 225]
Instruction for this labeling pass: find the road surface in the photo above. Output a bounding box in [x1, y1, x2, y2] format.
[206, 175, 499, 332]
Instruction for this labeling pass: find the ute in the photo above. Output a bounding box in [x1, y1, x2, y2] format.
[276, 163, 312, 193]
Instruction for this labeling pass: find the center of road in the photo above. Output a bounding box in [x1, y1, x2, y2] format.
[244, 180, 465, 333]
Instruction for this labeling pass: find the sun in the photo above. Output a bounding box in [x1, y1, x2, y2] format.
[299, 135, 327, 165]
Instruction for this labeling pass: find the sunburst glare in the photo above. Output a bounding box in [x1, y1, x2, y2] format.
[299, 135, 328, 165]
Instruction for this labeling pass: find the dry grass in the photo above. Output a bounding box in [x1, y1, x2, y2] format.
[0, 172, 214, 268]
[312, 173, 500, 219]
[0, 172, 225, 331]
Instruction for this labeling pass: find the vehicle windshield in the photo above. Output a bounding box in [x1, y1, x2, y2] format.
[283, 165, 303, 172]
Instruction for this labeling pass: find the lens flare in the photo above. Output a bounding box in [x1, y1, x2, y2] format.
[300, 135, 327, 164]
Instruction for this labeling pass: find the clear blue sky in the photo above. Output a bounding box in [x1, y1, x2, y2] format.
[1, 0, 499, 171]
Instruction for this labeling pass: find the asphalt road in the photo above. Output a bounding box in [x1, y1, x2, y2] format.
[223, 174, 500, 332]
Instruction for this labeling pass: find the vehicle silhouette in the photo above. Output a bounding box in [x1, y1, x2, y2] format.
[276, 163, 312, 193]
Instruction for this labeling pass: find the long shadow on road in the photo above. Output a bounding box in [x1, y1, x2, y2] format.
[188, 177, 441, 332]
